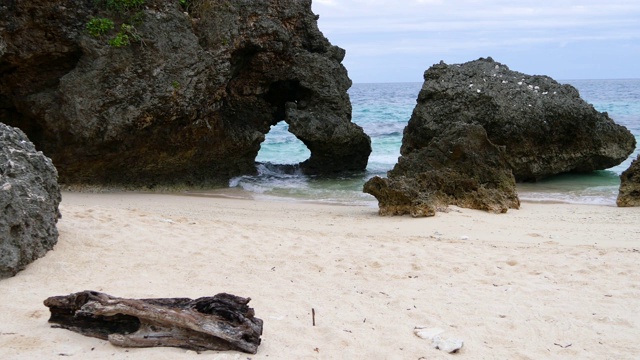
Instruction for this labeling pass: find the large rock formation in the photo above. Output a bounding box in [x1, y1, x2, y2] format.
[617, 155, 640, 207]
[402, 58, 636, 182]
[0, 0, 371, 187]
[364, 123, 519, 217]
[1, 123, 61, 279]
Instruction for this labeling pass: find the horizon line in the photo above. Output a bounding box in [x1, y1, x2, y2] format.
[351, 77, 640, 85]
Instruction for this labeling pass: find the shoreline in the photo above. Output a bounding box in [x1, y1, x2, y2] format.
[1, 192, 639, 359]
[60, 183, 623, 208]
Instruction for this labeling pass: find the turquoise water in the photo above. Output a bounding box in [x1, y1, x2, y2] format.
[232, 79, 640, 206]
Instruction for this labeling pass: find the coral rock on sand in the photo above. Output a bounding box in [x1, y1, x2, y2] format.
[617, 155, 640, 207]
[365, 57, 635, 217]
[364, 123, 519, 217]
[0, 123, 61, 279]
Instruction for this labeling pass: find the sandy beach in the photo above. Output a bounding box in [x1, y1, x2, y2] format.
[1, 191, 639, 359]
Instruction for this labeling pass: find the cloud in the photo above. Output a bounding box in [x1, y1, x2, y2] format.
[312, 1, 640, 37]
[313, 0, 339, 6]
[310, 0, 640, 81]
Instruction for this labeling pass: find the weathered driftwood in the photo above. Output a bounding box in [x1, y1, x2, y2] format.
[43, 291, 263, 354]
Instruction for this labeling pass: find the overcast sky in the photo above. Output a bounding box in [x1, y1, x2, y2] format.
[311, 0, 640, 83]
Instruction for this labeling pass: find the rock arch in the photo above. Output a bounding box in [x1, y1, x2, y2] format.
[0, 0, 371, 187]
[256, 121, 310, 168]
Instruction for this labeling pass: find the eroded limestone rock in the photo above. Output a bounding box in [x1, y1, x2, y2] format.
[364, 123, 519, 217]
[0, 0, 370, 187]
[617, 155, 640, 207]
[1, 123, 61, 279]
[402, 58, 635, 182]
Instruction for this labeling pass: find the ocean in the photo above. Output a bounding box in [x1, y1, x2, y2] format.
[229, 79, 640, 207]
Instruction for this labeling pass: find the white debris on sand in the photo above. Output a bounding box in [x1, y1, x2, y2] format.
[414, 326, 464, 354]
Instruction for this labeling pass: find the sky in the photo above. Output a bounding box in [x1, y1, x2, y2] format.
[311, 0, 640, 83]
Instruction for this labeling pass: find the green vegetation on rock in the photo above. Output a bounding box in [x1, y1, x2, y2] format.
[108, 24, 141, 47]
[86, 17, 115, 37]
[86, 0, 146, 47]
[104, 0, 145, 11]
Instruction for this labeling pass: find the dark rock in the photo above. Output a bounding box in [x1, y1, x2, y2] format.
[364, 123, 519, 217]
[0, 0, 371, 187]
[402, 57, 636, 182]
[0, 123, 61, 279]
[617, 155, 640, 207]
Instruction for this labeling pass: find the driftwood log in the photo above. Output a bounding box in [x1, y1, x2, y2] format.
[43, 291, 263, 354]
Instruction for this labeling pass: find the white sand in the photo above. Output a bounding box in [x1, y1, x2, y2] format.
[1, 192, 639, 359]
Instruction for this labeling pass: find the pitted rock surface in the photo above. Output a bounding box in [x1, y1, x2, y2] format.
[1, 123, 61, 279]
[364, 123, 519, 217]
[617, 155, 640, 207]
[402, 57, 635, 182]
[0, 0, 370, 187]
